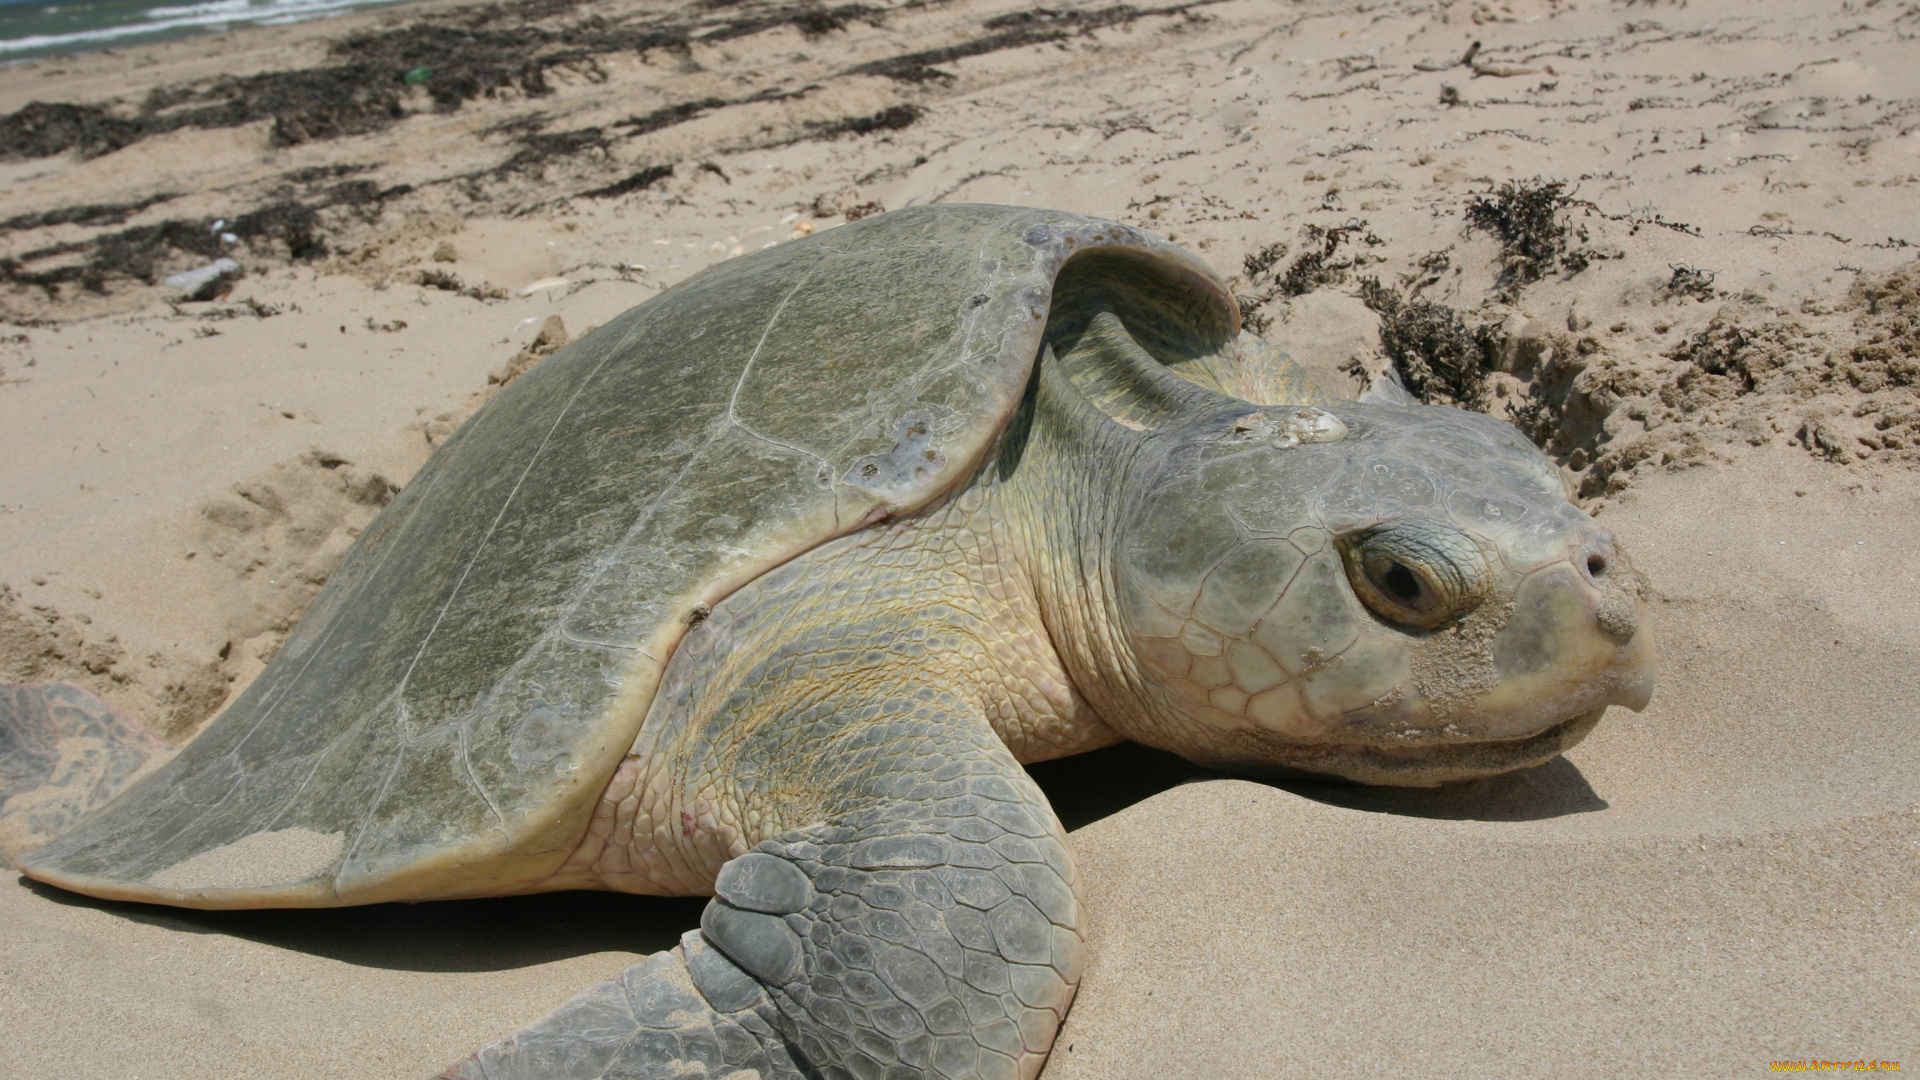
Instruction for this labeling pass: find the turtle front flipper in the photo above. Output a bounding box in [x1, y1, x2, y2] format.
[0, 682, 167, 864]
[456, 693, 1083, 1080]
[706, 710, 1083, 1080]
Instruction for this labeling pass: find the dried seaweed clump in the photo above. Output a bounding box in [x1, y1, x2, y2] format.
[1359, 278, 1498, 409]
[1232, 223, 1380, 333]
[1464, 178, 1591, 292]
[1232, 242, 1288, 333]
[2, 201, 332, 297]
[812, 105, 923, 138]
[1279, 221, 1380, 298]
[0, 5, 675, 160]
[0, 102, 147, 161]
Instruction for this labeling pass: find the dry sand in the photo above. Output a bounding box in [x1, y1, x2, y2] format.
[1, 0, 1916, 1075]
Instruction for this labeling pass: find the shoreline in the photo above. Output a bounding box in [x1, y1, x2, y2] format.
[0, 0, 436, 67]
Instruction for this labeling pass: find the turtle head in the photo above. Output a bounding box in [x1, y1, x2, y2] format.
[1110, 400, 1656, 786]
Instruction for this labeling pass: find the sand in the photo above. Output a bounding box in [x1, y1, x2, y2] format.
[1, 0, 1916, 1075]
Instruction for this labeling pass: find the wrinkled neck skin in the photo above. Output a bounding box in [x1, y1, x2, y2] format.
[987, 388, 1175, 754]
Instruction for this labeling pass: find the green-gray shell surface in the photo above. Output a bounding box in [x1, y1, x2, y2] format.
[21, 205, 1230, 907]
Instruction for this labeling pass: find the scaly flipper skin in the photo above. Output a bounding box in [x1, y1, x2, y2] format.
[454, 692, 1079, 1080]
[448, 932, 805, 1079]
[0, 683, 166, 863]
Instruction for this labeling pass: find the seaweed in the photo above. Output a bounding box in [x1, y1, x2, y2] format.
[1359, 278, 1498, 409]
[282, 163, 374, 185]
[0, 102, 146, 161]
[1229, 222, 1381, 333]
[850, 1, 1212, 82]
[1664, 263, 1718, 302]
[618, 98, 732, 138]
[1276, 220, 1379, 298]
[1463, 178, 1592, 293]
[704, 2, 885, 42]
[493, 126, 608, 179]
[1, 2, 683, 160]
[1242, 241, 1288, 280]
[3, 197, 337, 296]
[809, 104, 923, 138]
[190, 296, 292, 320]
[612, 84, 816, 144]
[1, 0, 1206, 164]
[0, 193, 180, 234]
[581, 165, 674, 199]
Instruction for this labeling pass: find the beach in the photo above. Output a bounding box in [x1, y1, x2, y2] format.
[1, 0, 1916, 1075]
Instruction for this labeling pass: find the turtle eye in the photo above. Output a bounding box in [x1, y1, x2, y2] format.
[1355, 552, 1448, 627]
[1369, 555, 1431, 607]
[1339, 523, 1487, 630]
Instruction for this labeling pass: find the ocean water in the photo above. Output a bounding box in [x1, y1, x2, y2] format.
[0, 0, 425, 62]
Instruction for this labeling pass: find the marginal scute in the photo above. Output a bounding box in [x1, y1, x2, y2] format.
[145, 827, 344, 892]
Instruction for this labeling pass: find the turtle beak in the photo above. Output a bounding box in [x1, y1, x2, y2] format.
[1478, 540, 1658, 733]
[1575, 533, 1657, 712]
[1594, 597, 1658, 712]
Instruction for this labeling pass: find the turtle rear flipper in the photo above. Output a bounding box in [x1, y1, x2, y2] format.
[0, 683, 168, 865]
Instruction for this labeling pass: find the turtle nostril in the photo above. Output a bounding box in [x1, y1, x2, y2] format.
[1587, 552, 1609, 578]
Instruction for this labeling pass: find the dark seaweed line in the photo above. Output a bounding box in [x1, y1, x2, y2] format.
[846, 0, 1227, 82]
[0, 180, 413, 296]
[0, 0, 879, 162]
[1, 0, 1217, 163]
[0, 0, 1225, 300]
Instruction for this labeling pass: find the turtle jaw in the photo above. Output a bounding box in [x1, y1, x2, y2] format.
[1196, 706, 1610, 788]
[1418, 549, 1658, 737]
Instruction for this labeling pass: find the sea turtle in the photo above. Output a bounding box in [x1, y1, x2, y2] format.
[3, 204, 1655, 1080]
